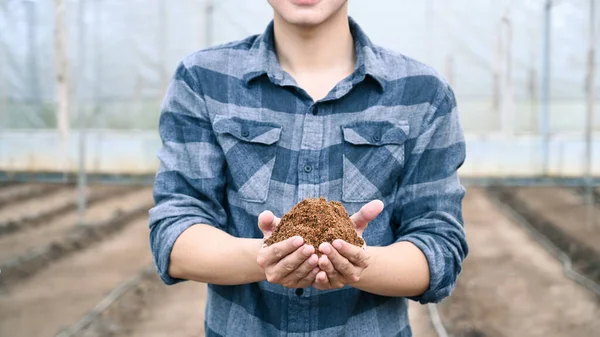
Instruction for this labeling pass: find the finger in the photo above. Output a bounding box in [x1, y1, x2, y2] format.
[281, 252, 318, 283]
[312, 270, 330, 290]
[332, 239, 370, 269]
[315, 270, 330, 286]
[319, 242, 357, 281]
[318, 255, 344, 288]
[257, 211, 281, 238]
[276, 245, 316, 279]
[296, 267, 320, 289]
[257, 236, 304, 268]
[350, 200, 384, 235]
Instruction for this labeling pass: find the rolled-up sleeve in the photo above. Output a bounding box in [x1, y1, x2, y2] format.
[393, 83, 468, 303]
[149, 61, 227, 285]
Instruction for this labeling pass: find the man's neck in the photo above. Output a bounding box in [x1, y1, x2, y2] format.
[272, 9, 355, 77]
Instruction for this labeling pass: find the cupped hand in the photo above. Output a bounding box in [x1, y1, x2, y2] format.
[313, 200, 384, 290]
[256, 210, 320, 288]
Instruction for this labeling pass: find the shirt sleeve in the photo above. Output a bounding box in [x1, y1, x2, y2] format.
[392, 83, 468, 304]
[149, 61, 228, 285]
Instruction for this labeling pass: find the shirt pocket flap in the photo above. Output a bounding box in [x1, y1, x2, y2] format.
[214, 115, 282, 145]
[341, 121, 409, 146]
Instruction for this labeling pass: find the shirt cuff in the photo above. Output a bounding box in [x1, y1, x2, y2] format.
[150, 215, 216, 285]
[396, 234, 453, 304]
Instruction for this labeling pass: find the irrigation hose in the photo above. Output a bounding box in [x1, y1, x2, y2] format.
[55, 266, 156, 337]
[427, 303, 449, 337]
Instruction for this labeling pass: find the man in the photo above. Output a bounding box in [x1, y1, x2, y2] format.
[149, 0, 468, 336]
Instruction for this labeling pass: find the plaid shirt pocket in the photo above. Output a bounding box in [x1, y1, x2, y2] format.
[341, 121, 409, 202]
[213, 114, 282, 203]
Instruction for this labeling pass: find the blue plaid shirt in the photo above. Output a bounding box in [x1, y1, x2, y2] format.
[149, 17, 468, 337]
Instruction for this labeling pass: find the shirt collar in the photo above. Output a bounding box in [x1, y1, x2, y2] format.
[242, 17, 387, 90]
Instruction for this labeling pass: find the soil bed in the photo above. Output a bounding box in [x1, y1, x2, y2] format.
[489, 187, 600, 286]
[0, 187, 153, 263]
[438, 188, 600, 337]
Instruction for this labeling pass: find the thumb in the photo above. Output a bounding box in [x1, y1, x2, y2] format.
[350, 200, 384, 236]
[258, 210, 281, 239]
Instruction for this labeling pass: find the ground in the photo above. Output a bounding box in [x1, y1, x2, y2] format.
[0, 183, 598, 336]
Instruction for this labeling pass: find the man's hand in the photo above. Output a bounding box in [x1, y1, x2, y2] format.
[313, 200, 384, 290]
[256, 210, 320, 288]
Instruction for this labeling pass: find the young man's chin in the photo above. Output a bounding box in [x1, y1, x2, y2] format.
[269, 0, 347, 27]
[279, 12, 331, 27]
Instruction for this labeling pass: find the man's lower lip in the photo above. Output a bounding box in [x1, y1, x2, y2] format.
[291, 0, 320, 6]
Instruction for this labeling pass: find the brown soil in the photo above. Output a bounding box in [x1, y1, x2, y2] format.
[0, 183, 46, 198]
[0, 183, 65, 209]
[511, 187, 600, 255]
[439, 188, 600, 337]
[0, 216, 153, 337]
[126, 281, 207, 337]
[491, 187, 600, 285]
[0, 187, 77, 222]
[0, 184, 126, 223]
[0, 187, 153, 263]
[264, 197, 364, 251]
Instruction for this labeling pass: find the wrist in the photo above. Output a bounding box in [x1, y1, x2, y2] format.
[241, 237, 267, 283]
[351, 245, 381, 289]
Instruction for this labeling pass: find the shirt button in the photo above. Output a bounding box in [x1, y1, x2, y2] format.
[372, 135, 381, 142]
[311, 106, 318, 115]
[295, 288, 304, 296]
[241, 130, 249, 138]
[303, 165, 313, 173]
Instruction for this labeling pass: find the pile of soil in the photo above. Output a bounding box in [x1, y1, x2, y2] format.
[264, 197, 364, 252]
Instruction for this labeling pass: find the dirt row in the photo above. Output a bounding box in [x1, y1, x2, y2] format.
[0, 216, 153, 337]
[0, 183, 154, 337]
[0, 187, 78, 222]
[65, 269, 440, 337]
[2, 183, 600, 337]
[0, 187, 152, 264]
[127, 278, 207, 337]
[0, 184, 138, 236]
[491, 186, 600, 286]
[74, 186, 600, 337]
[0, 183, 66, 210]
[438, 188, 600, 337]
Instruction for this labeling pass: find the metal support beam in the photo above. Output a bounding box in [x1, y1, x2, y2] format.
[76, 0, 88, 225]
[158, 0, 167, 94]
[425, 0, 434, 65]
[540, 0, 552, 176]
[54, 0, 70, 178]
[205, 0, 214, 47]
[585, 0, 597, 228]
[25, 0, 40, 105]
